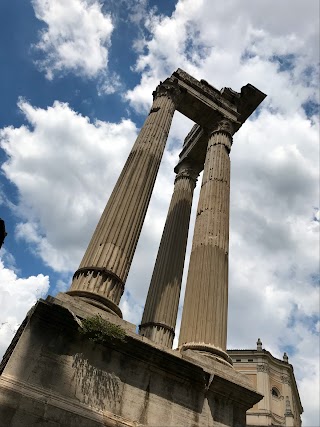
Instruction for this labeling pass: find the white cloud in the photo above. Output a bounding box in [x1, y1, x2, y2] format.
[0, 254, 49, 358]
[0, 99, 138, 272]
[32, 0, 114, 81]
[125, 0, 319, 114]
[97, 71, 122, 95]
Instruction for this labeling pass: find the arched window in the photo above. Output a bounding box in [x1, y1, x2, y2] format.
[271, 387, 280, 398]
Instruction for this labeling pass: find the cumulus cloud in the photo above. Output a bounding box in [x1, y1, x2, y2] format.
[126, 0, 319, 114]
[0, 99, 138, 272]
[32, 0, 115, 81]
[0, 253, 49, 358]
[97, 71, 122, 95]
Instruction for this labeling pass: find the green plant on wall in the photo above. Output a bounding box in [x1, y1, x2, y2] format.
[79, 315, 126, 345]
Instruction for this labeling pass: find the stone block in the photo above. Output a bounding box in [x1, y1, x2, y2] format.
[0, 296, 262, 427]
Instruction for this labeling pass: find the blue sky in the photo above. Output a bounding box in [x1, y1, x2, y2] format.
[0, 0, 319, 425]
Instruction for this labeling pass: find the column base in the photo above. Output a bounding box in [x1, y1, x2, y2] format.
[65, 290, 123, 318]
[179, 342, 233, 367]
[139, 322, 175, 348]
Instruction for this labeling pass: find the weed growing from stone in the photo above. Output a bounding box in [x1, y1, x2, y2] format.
[79, 315, 126, 345]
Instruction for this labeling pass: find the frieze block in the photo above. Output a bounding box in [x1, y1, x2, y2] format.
[173, 68, 221, 103]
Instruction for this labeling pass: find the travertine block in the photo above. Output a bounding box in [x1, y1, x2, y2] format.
[0, 296, 262, 427]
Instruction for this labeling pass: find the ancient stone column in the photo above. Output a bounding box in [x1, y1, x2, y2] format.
[67, 79, 182, 317]
[139, 161, 199, 347]
[178, 118, 234, 364]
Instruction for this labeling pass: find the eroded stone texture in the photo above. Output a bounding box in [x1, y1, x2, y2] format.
[178, 119, 234, 364]
[68, 79, 182, 316]
[0, 295, 262, 427]
[139, 161, 199, 348]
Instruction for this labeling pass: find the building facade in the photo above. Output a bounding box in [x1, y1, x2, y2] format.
[228, 340, 303, 427]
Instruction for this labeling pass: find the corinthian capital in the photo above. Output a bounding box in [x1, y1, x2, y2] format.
[210, 118, 235, 137]
[174, 162, 199, 187]
[152, 79, 182, 106]
[207, 118, 235, 153]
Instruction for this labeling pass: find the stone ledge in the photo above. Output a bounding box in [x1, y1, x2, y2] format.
[0, 295, 263, 427]
[46, 294, 261, 400]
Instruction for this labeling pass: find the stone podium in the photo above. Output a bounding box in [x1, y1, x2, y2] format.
[0, 69, 266, 427]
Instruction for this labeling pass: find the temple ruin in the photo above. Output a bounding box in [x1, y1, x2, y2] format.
[0, 69, 302, 427]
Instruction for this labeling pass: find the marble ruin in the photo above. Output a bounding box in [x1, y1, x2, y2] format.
[69, 68, 266, 364]
[1, 69, 301, 427]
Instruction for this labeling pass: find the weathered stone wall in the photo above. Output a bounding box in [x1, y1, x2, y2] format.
[0, 295, 261, 427]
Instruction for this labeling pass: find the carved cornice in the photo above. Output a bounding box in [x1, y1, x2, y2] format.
[152, 80, 182, 106]
[220, 87, 241, 105]
[173, 68, 221, 104]
[257, 364, 269, 373]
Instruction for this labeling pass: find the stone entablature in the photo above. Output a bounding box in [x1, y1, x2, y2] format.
[227, 342, 303, 427]
[172, 68, 265, 130]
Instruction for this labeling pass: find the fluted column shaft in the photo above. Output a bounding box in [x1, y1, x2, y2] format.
[68, 81, 181, 316]
[139, 162, 198, 347]
[178, 119, 234, 364]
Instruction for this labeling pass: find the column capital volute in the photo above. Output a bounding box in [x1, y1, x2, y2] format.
[174, 161, 199, 187]
[152, 78, 183, 106]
